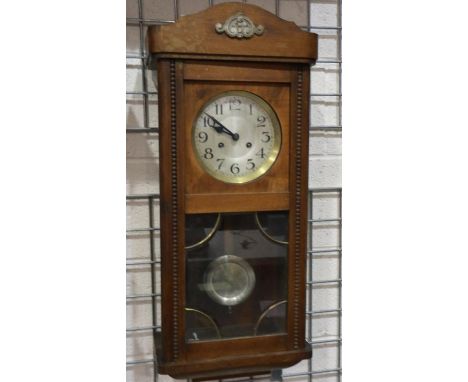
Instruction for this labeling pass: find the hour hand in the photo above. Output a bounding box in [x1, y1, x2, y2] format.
[204, 112, 239, 141]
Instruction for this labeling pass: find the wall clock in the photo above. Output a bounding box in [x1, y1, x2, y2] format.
[148, 3, 317, 380]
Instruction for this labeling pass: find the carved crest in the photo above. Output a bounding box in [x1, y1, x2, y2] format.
[215, 12, 264, 39]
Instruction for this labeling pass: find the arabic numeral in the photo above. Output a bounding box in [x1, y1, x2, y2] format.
[230, 163, 240, 174]
[261, 131, 271, 143]
[246, 159, 255, 170]
[216, 158, 225, 170]
[203, 148, 213, 159]
[198, 131, 208, 143]
[229, 98, 241, 111]
[257, 115, 266, 127]
[203, 116, 215, 127]
[255, 148, 266, 159]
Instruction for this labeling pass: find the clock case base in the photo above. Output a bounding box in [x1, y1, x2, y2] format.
[155, 332, 311, 380]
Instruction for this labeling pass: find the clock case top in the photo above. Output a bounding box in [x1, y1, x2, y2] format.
[147, 2, 317, 65]
[147, 3, 318, 380]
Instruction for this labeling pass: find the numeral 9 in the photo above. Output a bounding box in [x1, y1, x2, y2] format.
[198, 131, 208, 143]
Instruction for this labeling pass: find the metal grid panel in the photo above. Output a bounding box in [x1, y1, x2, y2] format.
[126, 1, 342, 381]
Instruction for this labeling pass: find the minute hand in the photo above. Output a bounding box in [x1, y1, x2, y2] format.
[204, 112, 239, 141]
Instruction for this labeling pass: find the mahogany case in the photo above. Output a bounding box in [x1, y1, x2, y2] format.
[147, 3, 318, 379]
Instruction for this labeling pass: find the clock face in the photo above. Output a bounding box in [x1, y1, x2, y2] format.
[193, 91, 281, 184]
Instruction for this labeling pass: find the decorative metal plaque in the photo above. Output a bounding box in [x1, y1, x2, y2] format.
[215, 12, 264, 39]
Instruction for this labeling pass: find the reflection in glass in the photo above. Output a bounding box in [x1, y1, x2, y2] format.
[185, 212, 288, 342]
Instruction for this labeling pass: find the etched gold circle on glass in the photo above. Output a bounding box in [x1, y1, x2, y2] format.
[185, 213, 222, 251]
[255, 212, 289, 245]
[192, 91, 281, 184]
[254, 300, 287, 335]
[185, 307, 221, 340]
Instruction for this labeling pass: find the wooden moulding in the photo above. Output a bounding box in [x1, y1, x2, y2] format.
[147, 2, 318, 64]
[155, 331, 311, 380]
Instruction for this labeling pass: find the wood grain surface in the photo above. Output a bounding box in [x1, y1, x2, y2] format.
[148, 3, 317, 63]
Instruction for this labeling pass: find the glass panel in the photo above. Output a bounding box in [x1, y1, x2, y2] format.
[256, 211, 289, 244]
[185, 211, 288, 342]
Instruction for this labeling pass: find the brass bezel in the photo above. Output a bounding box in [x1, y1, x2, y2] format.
[192, 90, 282, 184]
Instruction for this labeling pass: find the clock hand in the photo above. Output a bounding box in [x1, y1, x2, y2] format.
[204, 112, 235, 138]
[203, 112, 239, 141]
[204, 112, 223, 134]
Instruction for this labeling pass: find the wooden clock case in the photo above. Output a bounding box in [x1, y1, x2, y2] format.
[147, 3, 318, 380]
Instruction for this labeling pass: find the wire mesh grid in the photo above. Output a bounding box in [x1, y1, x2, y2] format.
[126, 1, 342, 381]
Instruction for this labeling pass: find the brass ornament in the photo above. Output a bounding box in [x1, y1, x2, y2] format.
[215, 12, 264, 39]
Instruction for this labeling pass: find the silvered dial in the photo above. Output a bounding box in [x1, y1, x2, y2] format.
[193, 91, 281, 184]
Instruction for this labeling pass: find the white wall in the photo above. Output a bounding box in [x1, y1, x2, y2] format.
[126, 1, 342, 381]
